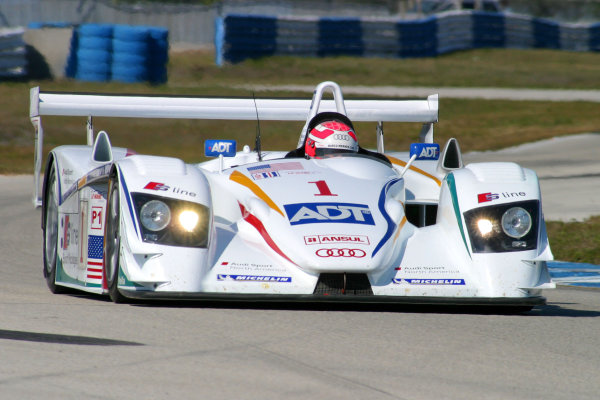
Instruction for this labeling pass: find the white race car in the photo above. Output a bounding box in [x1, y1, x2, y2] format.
[30, 81, 554, 310]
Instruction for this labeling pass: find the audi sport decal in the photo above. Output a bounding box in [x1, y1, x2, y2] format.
[316, 248, 366, 258]
[304, 234, 369, 245]
[217, 274, 292, 283]
[393, 278, 465, 285]
[284, 202, 374, 226]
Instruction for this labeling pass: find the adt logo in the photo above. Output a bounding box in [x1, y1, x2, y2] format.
[410, 143, 440, 160]
[284, 202, 375, 226]
[205, 139, 237, 157]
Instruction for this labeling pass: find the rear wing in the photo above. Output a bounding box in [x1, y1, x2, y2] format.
[30, 82, 438, 205]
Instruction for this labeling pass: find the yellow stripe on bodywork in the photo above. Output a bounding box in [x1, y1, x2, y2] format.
[394, 216, 407, 242]
[229, 170, 284, 216]
[388, 156, 441, 187]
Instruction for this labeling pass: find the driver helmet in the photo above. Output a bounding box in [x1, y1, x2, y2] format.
[305, 112, 358, 158]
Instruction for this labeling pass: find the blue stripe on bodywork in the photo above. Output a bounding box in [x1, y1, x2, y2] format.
[445, 173, 471, 258]
[372, 178, 402, 258]
[118, 168, 139, 238]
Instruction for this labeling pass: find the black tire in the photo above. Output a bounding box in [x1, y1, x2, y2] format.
[104, 178, 128, 303]
[42, 164, 65, 293]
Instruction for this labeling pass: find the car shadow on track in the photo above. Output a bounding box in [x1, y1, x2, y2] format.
[62, 293, 600, 317]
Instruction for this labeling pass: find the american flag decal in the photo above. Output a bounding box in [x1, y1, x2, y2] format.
[87, 235, 104, 281]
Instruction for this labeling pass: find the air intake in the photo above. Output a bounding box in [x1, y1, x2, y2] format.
[313, 273, 373, 296]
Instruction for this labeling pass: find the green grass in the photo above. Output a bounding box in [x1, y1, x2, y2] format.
[2, 48, 599, 264]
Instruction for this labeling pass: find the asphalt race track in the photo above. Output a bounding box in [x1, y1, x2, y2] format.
[1, 142, 600, 400]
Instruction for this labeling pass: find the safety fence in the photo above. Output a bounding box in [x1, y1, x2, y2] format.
[62, 24, 168, 83]
[0, 28, 26, 77]
[216, 11, 600, 64]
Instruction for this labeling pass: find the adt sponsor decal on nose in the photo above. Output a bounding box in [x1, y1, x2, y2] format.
[205, 139, 237, 157]
[284, 202, 375, 226]
[410, 143, 440, 160]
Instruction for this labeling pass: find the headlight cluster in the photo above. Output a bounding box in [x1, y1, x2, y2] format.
[132, 193, 209, 248]
[463, 200, 539, 253]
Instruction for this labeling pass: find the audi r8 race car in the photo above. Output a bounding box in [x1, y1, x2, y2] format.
[30, 81, 555, 309]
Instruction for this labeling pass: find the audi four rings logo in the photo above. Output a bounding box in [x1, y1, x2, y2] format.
[315, 248, 366, 258]
[333, 134, 350, 141]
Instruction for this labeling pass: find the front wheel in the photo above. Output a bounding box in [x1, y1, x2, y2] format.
[42, 163, 65, 293]
[104, 177, 127, 303]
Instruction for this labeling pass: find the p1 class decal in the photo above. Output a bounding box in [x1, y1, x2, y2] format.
[315, 248, 366, 258]
[91, 206, 103, 230]
[284, 202, 374, 226]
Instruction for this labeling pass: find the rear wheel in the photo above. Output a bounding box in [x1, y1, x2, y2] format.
[42, 164, 65, 293]
[104, 178, 127, 303]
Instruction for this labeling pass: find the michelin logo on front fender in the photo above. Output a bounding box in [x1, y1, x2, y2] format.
[284, 202, 375, 226]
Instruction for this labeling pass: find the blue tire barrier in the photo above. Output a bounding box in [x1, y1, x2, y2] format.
[79, 24, 114, 38]
[318, 18, 363, 57]
[75, 70, 110, 82]
[473, 11, 505, 48]
[77, 60, 111, 75]
[78, 36, 112, 51]
[112, 52, 146, 66]
[398, 17, 438, 57]
[76, 49, 112, 64]
[64, 23, 168, 84]
[112, 38, 149, 55]
[64, 30, 79, 78]
[113, 25, 151, 41]
[224, 14, 276, 62]
[533, 18, 560, 49]
[220, 12, 600, 63]
[28, 22, 72, 29]
[111, 64, 148, 82]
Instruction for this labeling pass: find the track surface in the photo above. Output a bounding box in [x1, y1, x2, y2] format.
[2, 153, 600, 400]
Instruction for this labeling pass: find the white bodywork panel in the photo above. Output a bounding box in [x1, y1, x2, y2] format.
[33, 81, 554, 305]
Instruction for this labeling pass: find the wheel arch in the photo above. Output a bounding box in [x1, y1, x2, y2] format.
[41, 153, 57, 231]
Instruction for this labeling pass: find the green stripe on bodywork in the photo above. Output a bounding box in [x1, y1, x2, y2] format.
[445, 173, 471, 258]
[56, 257, 102, 288]
[56, 256, 78, 285]
[118, 266, 145, 289]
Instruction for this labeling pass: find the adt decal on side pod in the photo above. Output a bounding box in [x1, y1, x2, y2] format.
[410, 143, 440, 160]
[205, 139, 237, 157]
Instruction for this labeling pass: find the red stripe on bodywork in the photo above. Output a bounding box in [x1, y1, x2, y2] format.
[238, 202, 296, 266]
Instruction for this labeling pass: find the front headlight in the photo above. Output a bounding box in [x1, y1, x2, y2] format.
[501, 207, 532, 238]
[464, 200, 539, 253]
[140, 200, 171, 231]
[132, 193, 210, 248]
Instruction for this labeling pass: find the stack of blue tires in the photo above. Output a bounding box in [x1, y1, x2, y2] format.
[66, 24, 168, 84]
